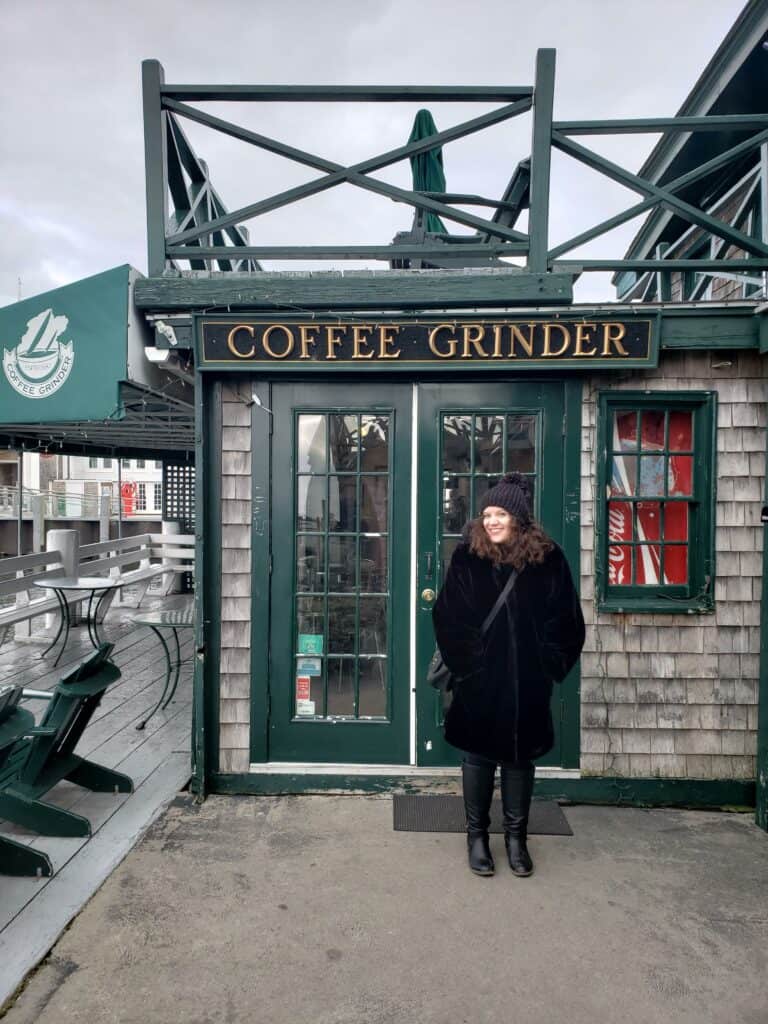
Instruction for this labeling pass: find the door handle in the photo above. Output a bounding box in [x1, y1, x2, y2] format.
[424, 552, 434, 580]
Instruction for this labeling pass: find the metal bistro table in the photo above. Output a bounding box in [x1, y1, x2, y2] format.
[33, 577, 124, 667]
[134, 608, 194, 730]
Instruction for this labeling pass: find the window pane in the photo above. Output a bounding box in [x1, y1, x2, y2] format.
[664, 502, 689, 542]
[329, 415, 359, 471]
[474, 416, 503, 473]
[638, 455, 664, 496]
[327, 596, 356, 654]
[607, 544, 633, 586]
[298, 414, 326, 473]
[327, 658, 355, 717]
[360, 415, 389, 471]
[296, 597, 324, 650]
[327, 535, 357, 592]
[329, 476, 357, 531]
[442, 537, 460, 568]
[636, 501, 662, 543]
[640, 411, 665, 450]
[442, 415, 472, 472]
[507, 415, 536, 472]
[358, 658, 387, 718]
[297, 536, 324, 592]
[443, 476, 470, 533]
[664, 545, 689, 585]
[298, 476, 325, 530]
[610, 455, 636, 496]
[474, 476, 495, 515]
[359, 597, 387, 654]
[360, 537, 387, 592]
[613, 411, 637, 451]
[360, 476, 388, 532]
[295, 657, 323, 716]
[669, 411, 693, 451]
[668, 456, 693, 496]
[636, 544, 662, 585]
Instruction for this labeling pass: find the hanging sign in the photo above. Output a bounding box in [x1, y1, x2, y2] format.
[199, 316, 657, 371]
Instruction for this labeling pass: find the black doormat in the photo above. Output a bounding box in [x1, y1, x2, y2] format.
[393, 795, 572, 836]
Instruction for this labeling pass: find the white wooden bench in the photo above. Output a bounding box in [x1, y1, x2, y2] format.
[0, 534, 194, 646]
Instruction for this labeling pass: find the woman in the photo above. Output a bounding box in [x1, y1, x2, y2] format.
[432, 472, 585, 878]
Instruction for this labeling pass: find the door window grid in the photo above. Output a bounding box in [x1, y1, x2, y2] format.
[440, 413, 539, 569]
[295, 413, 390, 722]
[607, 408, 693, 587]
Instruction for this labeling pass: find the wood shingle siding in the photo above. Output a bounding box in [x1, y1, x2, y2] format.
[580, 350, 766, 779]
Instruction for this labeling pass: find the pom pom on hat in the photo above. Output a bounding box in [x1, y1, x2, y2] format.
[480, 472, 532, 524]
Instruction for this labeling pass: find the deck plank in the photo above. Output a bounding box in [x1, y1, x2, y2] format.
[0, 598, 194, 1004]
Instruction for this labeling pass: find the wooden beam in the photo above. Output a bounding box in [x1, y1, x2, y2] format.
[554, 259, 768, 271]
[554, 114, 768, 134]
[527, 49, 556, 273]
[133, 270, 574, 311]
[166, 244, 528, 260]
[142, 60, 168, 277]
[160, 85, 534, 102]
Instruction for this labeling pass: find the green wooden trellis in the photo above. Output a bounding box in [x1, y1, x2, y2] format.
[142, 50, 768, 283]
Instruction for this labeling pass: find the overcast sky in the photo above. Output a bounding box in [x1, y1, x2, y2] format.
[0, 0, 749, 308]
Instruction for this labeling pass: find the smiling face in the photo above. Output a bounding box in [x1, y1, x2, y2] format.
[482, 505, 514, 545]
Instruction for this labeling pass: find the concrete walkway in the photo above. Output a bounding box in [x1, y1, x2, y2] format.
[3, 796, 767, 1024]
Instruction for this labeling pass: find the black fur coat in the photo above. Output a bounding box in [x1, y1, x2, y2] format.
[432, 540, 585, 763]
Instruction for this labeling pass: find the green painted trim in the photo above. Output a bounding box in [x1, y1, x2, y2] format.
[528, 49, 555, 273]
[161, 85, 535, 102]
[554, 115, 768, 135]
[190, 370, 208, 796]
[249, 380, 271, 763]
[560, 378, 582, 769]
[142, 60, 168, 278]
[756, 435, 768, 831]
[135, 272, 573, 312]
[595, 390, 716, 615]
[207, 772, 755, 808]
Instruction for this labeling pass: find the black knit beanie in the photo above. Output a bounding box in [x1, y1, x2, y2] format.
[480, 472, 532, 525]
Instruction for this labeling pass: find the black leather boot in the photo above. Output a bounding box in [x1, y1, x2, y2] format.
[461, 760, 496, 876]
[500, 763, 535, 877]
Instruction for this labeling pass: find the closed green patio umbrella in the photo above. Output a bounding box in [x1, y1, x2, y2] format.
[408, 108, 446, 234]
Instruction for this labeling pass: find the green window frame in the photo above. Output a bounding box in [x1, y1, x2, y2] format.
[596, 391, 716, 614]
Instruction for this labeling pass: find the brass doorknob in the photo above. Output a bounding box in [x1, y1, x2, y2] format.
[421, 588, 436, 603]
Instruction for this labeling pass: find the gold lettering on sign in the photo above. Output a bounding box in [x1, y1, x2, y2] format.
[461, 324, 488, 359]
[428, 324, 457, 358]
[378, 325, 402, 359]
[298, 325, 319, 359]
[491, 325, 503, 358]
[542, 322, 570, 357]
[574, 322, 598, 357]
[509, 323, 535, 358]
[602, 322, 629, 356]
[226, 324, 256, 359]
[325, 326, 344, 360]
[352, 325, 375, 360]
[262, 324, 294, 359]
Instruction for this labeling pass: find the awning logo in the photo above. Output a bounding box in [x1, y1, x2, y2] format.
[3, 309, 74, 399]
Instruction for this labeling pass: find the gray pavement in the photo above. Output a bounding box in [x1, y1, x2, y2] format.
[3, 795, 767, 1024]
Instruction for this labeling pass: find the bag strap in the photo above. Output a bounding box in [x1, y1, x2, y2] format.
[481, 568, 518, 636]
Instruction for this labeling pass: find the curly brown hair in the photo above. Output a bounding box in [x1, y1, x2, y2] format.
[468, 515, 554, 570]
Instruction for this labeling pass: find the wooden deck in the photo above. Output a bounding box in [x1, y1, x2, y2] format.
[0, 594, 193, 1009]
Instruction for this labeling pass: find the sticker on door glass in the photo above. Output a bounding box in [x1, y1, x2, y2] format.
[297, 657, 321, 676]
[296, 675, 315, 716]
[298, 634, 323, 655]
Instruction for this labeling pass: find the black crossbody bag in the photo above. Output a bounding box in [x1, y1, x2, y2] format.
[427, 568, 518, 699]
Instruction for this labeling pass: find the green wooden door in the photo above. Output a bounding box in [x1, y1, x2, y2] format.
[269, 383, 411, 763]
[415, 381, 576, 768]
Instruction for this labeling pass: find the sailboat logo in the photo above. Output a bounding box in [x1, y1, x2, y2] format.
[3, 309, 75, 399]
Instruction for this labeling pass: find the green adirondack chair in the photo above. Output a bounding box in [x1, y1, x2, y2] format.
[0, 690, 53, 876]
[0, 643, 133, 841]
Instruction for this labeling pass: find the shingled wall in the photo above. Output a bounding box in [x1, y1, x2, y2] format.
[580, 350, 767, 779]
